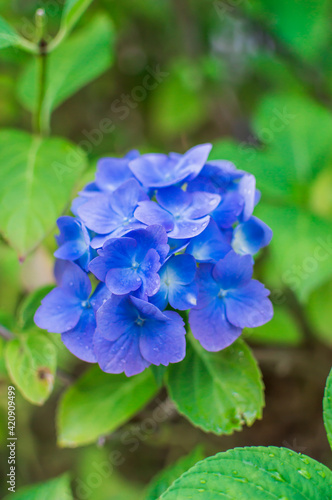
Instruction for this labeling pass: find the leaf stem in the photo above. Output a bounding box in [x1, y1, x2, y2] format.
[33, 9, 50, 136]
[0, 324, 14, 341]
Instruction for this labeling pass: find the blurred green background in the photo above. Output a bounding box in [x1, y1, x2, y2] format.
[0, 0, 332, 498]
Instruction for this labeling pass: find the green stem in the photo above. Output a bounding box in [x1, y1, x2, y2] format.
[33, 42, 48, 136]
[33, 9, 50, 136]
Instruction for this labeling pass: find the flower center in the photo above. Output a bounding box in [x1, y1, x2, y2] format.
[135, 316, 145, 327]
[81, 300, 90, 308]
[218, 289, 227, 299]
[132, 260, 140, 270]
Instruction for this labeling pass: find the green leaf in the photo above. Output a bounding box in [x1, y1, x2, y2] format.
[255, 203, 332, 302]
[0, 16, 21, 49]
[150, 60, 207, 138]
[61, 0, 94, 35]
[245, 306, 302, 346]
[166, 337, 264, 435]
[244, 1, 330, 62]
[17, 285, 54, 331]
[145, 446, 205, 500]
[5, 332, 57, 405]
[160, 446, 332, 499]
[57, 366, 158, 447]
[150, 364, 167, 387]
[18, 15, 114, 122]
[252, 93, 332, 191]
[307, 279, 332, 345]
[211, 94, 332, 202]
[0, 129, 87, 257]
[4, 473, 73, 500]
[323, 368, 332, 451]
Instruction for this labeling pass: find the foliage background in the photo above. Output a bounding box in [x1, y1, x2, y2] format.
[0, 0, 332, 498]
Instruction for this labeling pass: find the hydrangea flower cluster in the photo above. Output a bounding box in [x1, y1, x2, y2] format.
[34, 144, 273, 376]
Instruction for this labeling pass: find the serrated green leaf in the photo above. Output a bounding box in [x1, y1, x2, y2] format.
[0, 15, 20, 49]
[18, 15, 114, 122]
[5, 331, 57, 405]
[4, 473, 73, 500]
[57, 366, 158, 447]
[18, 285, 54, 331]
[145, 446, 205, 500]
[160, 447, 332, 499]
[323, 368, 332, 451]
[61, 0, 94, 34]
[166, 337, 264, 435]
[0, 129, 87, 257]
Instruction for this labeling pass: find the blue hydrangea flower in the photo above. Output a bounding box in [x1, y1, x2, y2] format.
[89, 225, 169, 297]
[150, 254, 198, 311]
[186, 219, 231, 263]
[34, 142, 274, 377]
[128, 144, 212, 188]
[54, 216, 92, 271]
[94, 295, 186, 376]
[189, 251, 273, 351]
[78, 178, 149, 248]
[135, 186, 221, 238]
[232, 216, 273, 256]
[34, 262, 111, 362]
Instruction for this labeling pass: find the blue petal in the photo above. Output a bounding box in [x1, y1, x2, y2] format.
[156, 187, 192, 214]
[139, 310, 186, 365]
[95, 157, 135, 193]
[162, 254, 197, 285]
[61, 308, 97, 362]
[189, 300, 242, 351]
[89, 237, 137, 282]
[138, 248, 161, 296]
[34, 288, 82, 334]
[109, 178, 149, 217]
[225, 279, 273, 328]
[129, 144, 211, 188]
[212, 251, 253, 289]
[94, 328, 150, 376]
[96, 295, 138, 341]
[168, 215, 210, 239]
[90, 283, 112, 312]
[184, 192, 221, 219]
[125, 225, 170, 264]
[150, 254, 197, 310]
[211, 191, 244, 229]
[237, 174, 256, 222]
[187, 160, 242, 194]
[232, 216, 273, 256]
[168, 281, 198, 310]
[194, 264, 220, 308]
[54, 261, 91, 300]
[134, 201, 174, 232]
[78, 193, 121, 234]
[149, 281, 169, 311]
[167, 238, 190, 256]
[186, 219, 231, 262]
